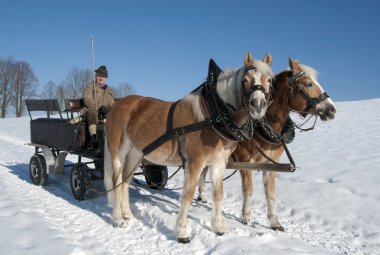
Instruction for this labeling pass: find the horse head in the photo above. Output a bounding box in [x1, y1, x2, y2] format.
[241, 52, 274, 119]
[286, 58, 336, 121]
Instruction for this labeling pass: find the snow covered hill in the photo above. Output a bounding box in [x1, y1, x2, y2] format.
[0, 99, 379, 255]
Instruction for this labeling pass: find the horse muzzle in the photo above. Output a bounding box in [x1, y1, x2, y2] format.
[248, 93, 268, 120]
[317, 103, 336, 121]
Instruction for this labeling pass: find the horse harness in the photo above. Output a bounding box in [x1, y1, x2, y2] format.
[142, 59, 264, 160]
[288, 71, 330, 113]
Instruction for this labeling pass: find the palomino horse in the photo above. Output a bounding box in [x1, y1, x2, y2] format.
[198, 58, 336, 231]
[104, 52, 274, 243]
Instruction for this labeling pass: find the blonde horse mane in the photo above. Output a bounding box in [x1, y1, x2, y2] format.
[182, 90, 207, 122]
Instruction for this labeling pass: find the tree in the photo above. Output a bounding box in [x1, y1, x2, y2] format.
[56, 82, 67, 111]
[62, 67, 92, 99]
[40, 80, 57, 99]
[0, 57, 16, 118]
[11, 61, 38, 117]
[113, 82, 136, 99]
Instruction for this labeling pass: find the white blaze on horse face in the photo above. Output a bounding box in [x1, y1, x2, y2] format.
[248, 71, 267, 119]
[311, 76, 336, 120]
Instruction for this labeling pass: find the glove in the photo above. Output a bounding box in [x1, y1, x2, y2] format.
[98, 106, 108, 114]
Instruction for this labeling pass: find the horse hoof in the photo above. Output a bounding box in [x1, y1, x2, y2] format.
[177, 237, 191, 244]
[196, 197, 207, 203]
[113, 220, 128, 228]
[271, 226, 284, 232]
[216, 231, 224, 236]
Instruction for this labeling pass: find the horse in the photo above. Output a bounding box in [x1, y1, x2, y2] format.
[197, 57, 336, 231]
[103, 52, 274, 243]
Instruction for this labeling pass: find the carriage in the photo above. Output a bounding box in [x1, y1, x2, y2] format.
[25, 98, 169, 200]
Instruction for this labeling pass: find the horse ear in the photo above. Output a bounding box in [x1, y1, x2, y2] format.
[244, 52, 253, 67]
[289, 57, 302, 73]
[263, 52, 272, 66]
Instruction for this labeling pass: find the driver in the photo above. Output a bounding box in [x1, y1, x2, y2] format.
[82, 65, 114, 150]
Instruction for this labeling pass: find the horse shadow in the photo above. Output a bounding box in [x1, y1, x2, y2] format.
[3, 161, 243, 241]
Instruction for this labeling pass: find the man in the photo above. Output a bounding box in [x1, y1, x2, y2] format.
[83, 65, 114, 150]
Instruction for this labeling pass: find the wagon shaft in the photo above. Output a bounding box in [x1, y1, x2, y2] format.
[226, 161, 295, 172]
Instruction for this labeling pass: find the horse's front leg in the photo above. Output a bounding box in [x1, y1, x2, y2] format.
[197, 167, 208, 203]
[209, 159, 226, 235]
[263, 171, 284, 231]
[240, 169, 253, 225]
[175, 161, 204, 243]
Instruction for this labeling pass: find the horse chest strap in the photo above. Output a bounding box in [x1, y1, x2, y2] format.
[142, 101, 212, 156]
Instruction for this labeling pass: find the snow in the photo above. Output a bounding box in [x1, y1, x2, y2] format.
[0, 98, 379, 255]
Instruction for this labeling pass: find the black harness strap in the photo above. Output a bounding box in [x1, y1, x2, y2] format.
[142, 100, 212, 156]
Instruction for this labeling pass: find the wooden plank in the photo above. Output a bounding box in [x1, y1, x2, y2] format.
[226, 161, 296, 172]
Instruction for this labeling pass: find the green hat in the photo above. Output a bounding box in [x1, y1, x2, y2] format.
[95, 65, 108, 77]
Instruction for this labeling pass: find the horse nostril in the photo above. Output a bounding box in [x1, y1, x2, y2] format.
[260, 100, 266, 109]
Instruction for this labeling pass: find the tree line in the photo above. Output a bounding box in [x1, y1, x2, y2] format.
[0, 56, 136, 118]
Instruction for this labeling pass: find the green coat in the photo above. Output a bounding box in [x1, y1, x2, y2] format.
[82, 82, 114, 124]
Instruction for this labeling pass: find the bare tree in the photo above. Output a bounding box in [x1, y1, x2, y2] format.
[11, 61, 38, 117]
[56, 82, 67, 111]
[40, 80, 57, 99]
[62, 67, 92, 99]
[113, 82, 136, 99]
[0, 57, 16, 118]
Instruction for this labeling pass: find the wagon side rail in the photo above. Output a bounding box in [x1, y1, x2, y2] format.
[25, 99, 63, 121]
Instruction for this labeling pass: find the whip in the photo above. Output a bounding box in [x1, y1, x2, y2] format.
[90, 34, 98, 119]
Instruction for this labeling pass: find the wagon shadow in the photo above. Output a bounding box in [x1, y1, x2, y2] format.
[2, 162, 31, 183]
[1, 160, 112, 223]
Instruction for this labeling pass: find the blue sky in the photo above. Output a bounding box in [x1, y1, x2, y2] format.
[1, 0, 379, 102]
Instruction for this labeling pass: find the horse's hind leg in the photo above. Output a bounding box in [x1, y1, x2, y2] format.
[111, 142, 131, 228]
[197, 167, 208, 203]
[263, 171, 284, 231]
[240, 169, 253, 225]
[120, 148, 142, 221]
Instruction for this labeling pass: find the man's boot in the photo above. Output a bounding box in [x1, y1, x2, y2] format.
[88, 124, 98, 150]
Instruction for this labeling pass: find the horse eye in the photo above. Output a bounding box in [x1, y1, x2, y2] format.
[267, 78, 272, 84]
[305, 83, 313, 87]
[243, 78, 248, 84]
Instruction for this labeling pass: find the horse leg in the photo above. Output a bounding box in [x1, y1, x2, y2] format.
[120, 148, 142, 222]
[175, 161, 204, 243]
[109, 142, 131, 228]
[209, 160, 226, 235]
[263, 171, 284, 231]
[197, 167, 208, 203]
[240, 169, 254, 225]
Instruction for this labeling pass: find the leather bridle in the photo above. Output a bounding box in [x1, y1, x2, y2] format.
[242, 65, 271, 106]
[288, 71, 329, 114]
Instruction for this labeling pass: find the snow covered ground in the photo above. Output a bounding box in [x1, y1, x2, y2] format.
[0, 98, 379, 255]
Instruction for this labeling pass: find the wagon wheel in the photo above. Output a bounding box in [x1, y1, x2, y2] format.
[142, 164, 168, 189]
[29, 154, 49, 186]
[70, 163, 92, 200]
